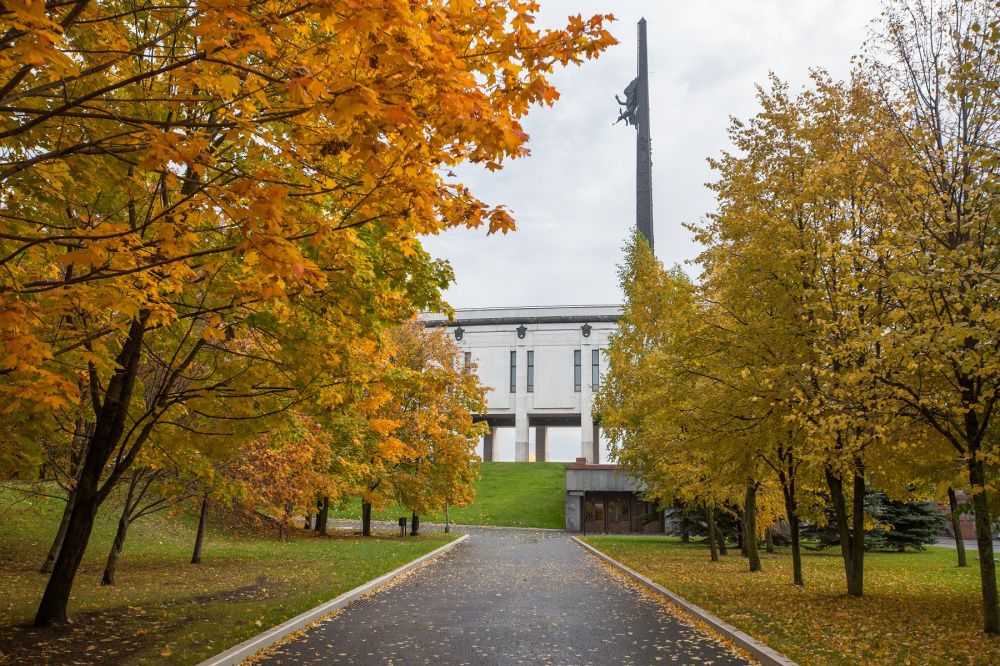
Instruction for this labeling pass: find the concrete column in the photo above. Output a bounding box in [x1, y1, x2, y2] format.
[581, 336, 595, 463]
[592, 424, 600, 464]
[514, 413, 529, 461]
[514, 339, 530, 462]
[482, 425, 496, 462]
[535, 426, 547, 462]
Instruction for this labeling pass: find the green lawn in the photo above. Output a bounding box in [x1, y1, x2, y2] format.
[582, 535, 999, 666]
[0, 486, 455, 665]
[330, 462, 567, 529]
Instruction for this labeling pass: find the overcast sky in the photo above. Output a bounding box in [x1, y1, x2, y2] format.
[422, 0, 883, 309]
[423, 1, 884, 460]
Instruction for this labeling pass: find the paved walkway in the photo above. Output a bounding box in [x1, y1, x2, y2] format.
[935, 537, 1000, 553]
[257, 527, 748, 665]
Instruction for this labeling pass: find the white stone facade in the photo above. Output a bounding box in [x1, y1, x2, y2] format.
[422, 305, 621, 463]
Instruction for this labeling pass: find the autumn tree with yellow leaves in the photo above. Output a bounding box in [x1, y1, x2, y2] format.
[599, 0, 1000, 634]
[0, 0, 614, 626]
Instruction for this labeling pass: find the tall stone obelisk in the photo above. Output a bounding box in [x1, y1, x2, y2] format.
[635, 18, 653, 250]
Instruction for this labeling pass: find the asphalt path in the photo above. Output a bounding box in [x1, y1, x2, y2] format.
[934, 537, 1000, 553]
[256, 527, 749, 665]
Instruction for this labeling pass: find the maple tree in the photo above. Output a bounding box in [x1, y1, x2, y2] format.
[0, 0, 614, 626]
[330, 321, 486, 536]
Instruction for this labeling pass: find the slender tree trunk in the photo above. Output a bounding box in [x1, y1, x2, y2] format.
[705, 504, 719, 562]
[826, 467, 865, 597]
[101, 511, 130, 586]
[314, 497, 322, 532]
[765, 527, 775, 554]
[318, 496, 329, 536]
[191, 496, 209, 564]
[40, 490, 76, 574]
[789, 513, 803, 586]
[737, 513, 747, 556]
[781, 485, 804, 586]
[968, 456, 998, 634]
[102, 472, 143, 586]
[34, 315, 147, 626]
[716, 524, 728, 555]
[444, 501, 450, 534]
[411, 512, 419, 536]
[681, 510, 690, 544]
[362, 501, 372, 537]
[947, 486, 968, 568]
[744, 483, 761, 572]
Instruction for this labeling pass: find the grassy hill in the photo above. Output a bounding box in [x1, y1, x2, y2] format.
[331, 462, 567, 530]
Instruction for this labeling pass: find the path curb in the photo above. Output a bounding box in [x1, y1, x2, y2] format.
[196, 533, 469, 666]
[572, 537, 797, 666]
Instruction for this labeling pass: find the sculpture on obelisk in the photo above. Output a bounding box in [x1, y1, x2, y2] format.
[615, 18, 654, 251]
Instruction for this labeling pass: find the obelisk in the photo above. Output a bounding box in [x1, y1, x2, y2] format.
[635, 18, 653, 250]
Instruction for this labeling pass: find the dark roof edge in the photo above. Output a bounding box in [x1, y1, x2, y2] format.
[424, 314, 621, 328]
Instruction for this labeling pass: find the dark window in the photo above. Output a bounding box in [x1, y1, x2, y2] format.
[464, 351, 472, 369]
[527, 351, 534, 393]
[510, 350, 517, 393]
[592, 349, 600, 389]
[574, 349, 581, 392]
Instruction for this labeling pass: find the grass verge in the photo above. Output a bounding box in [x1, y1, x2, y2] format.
[0, 486, 455, 665]
[581, 535, 999, 665]
[330, 461, 566, 529]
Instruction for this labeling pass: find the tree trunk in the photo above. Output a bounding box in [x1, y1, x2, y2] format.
[191, 496, 209, 565]
[40, 489, 75, 574]
[737, 514, 747, 556]
[705, 504, 719, 562]
[411, 512, 419, 536]
[318, 496, 329, 536]
[968, 456, 998, 634]
[781, 486, 804, 586]
[716, 524, 728, 555]
[362, 501, 372, 537]
[947, 486, 968, 568]
[765, 527, 775, 554]
[826, 467, 865, 597]
[681, 511, 690, 544]
[34, 315, 147, 626]
[102, 472, 144, 586]
[101, 511, 130, 586]
[444, 502, 450, 534]
[744, 483, 762, 572]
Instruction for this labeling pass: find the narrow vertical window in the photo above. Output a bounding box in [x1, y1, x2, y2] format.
[464, 351, 472, 369]
[527, 351, 534, 393]
[510, 350, 517, 393]
[592, 349, 600, 389]
[574, 349, 582, 392]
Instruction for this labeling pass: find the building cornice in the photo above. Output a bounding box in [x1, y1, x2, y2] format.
[424, 313, 620, 328]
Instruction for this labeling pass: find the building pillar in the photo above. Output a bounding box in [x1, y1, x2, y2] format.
[514, 412, 529, 462]
[482, 425, 496, 462]
[514, 339, 530, 462]
[581, 337, 595, 463]
[592, 424, 600, 464]
[535, 426, 547, 462]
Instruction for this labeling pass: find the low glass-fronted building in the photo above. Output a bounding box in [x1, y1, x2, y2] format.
[565, 458, 663, 534]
